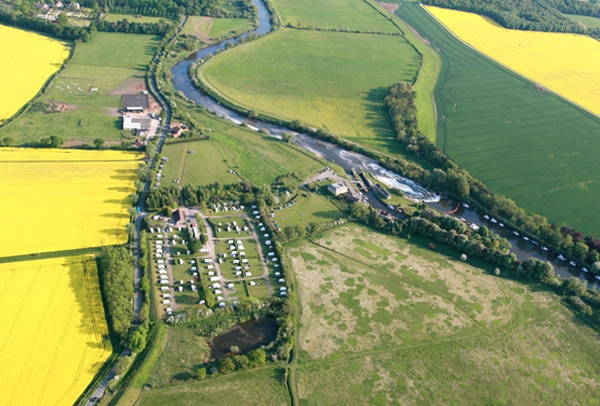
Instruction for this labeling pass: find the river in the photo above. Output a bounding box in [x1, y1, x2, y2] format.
[170, 0, 599, 286]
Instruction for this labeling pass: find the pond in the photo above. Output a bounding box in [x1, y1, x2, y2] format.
[209, 318, 278, 359]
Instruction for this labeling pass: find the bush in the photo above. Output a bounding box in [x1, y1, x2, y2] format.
[197, 368, 207, 380]
[217, 357, 235, 374]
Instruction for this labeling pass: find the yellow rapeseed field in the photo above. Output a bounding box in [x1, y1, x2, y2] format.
[426, 6, 600, 117]
[0, 255, 112, 406]
[0, 25, 70, 121]
[0, 148, 142, 257]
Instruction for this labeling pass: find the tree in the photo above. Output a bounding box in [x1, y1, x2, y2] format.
[129, 328, 147, 353]
[246, 349, 266, 367]
[93, 138, 105, 149]
[233, 355, 250, 370]
[57, 12, 69, 26]
[1, 136, 14, 146]
[140, 277, 150, 292]
[217, 357, 235, 373]
[230, 345, 240, 354]
[196, 368, 207, 380]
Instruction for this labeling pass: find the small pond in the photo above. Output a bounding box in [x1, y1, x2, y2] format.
[209, 318, 278, 359]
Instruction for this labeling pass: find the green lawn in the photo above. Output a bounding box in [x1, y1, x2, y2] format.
[181, 16, 254, 40]
[103, 13, 172, 23]
[396, 2, 600, 236]
[163, 108, 326, 186]
[270, 192, 345, 231]
[288, 223, 600, 404]
[0, 32, 160, 145]
[565, 13, 600, 29]
[200, 28, 420, 142]
[141, 367, 288, 405]
[271, 0, 398, 31]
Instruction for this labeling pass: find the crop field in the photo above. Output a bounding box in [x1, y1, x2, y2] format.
[0, 255, 112, 406]
[394, 2, 600, 235]
[200, 28, 420, 142]
[0, 148, 141, 257]
[142, 366, 288, 405]
[288, 224, 600, 403]
[426, 6, 600, 118]
[162, 109, 326, 186]
[0, 25, 70, 122]
[270, 0, 397, 31]
[0, 32, 160, 144]
[181, 16, 254, 40]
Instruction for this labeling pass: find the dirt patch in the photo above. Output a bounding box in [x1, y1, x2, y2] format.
[191, 16, 213, 42]
[112, 76, 147, 95]
[63, 139, 87, 147]
[106, 107, 121, 117]
[379, 2, 398, 14]
[46, 100, 77, 112]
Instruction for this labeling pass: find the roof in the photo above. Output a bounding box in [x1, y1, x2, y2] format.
[123, 94, 149, 109]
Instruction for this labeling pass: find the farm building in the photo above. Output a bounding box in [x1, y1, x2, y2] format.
[328, 182, 348, 196]
[123, 115, 151, 131]
[123, 94, 149, 113]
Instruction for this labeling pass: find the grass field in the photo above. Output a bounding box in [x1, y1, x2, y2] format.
[288, 224, 600, 403]
[0, 148, 141, 257]
[0, 255, 112, 406]
[565, 14, 600, 29]
[427, 6, 600, 118]
[0, 32, 160, 144]
[271, 0, 397, 31]
[161, 109, 326, 186]
[142, 366, 288, 405]
[394, 2, 600, 235]
[270, 192, 345, 231]
[181, 16, 254, 40]
[200, 28, 420, 142]
[103, 13, 171, 23]
[0, 25, 70, 122]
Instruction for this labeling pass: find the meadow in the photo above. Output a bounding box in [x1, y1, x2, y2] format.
[0, 148, 141, 258]
[0, 255, 112, 406]
[288, 224, 600, 403]
[426, 6, 600, 118]
[0, 32, 160, 145]
[142, 366, 288, 405]
[103, 13, 172, 23]
[270, 192, 345, 231]
[199, 28, 420, 143]
[161, 109, 326, 186]
[395, 2, 600, 236]
[270, 0, 397, 31]
[0, 25, 70, 122]
[565, 14, 600, 29]
[181, 16, 254, 40]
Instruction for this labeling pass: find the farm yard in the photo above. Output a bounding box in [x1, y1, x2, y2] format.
[0, 255, 112, 406]
[395, 2, 600, 236]
[0, 32, 160, 145]
[426, 6, 600, 118]
[0, 148, 141, 258]
[0, 25, 70, 122]
[287, 224, 600, 404]
[199, 28, 421, 145]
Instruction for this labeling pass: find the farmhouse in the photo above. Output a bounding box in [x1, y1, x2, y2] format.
[172, 208, 186, 226]
[122, 115, 151, 131]
[328, 182, 348, 196]
[123, 94, 149, 113]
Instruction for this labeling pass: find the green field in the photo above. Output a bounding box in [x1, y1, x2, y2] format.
[395, 2, 600, 235]
[287, 223, 600, 404]
[271, 0, 397, 31]
[181, 16, 254, 40]
[161, 109, 326, 186]
[270, 192, 345, 231]
[200, 28, 420, 143]
[142, 366, 288, 405]
[0, 32, 160, 145]
[104, 13, 172, 23]
[565, 13, 600, 29]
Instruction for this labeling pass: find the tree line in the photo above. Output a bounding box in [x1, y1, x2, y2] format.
[94, 18, 174, 34]
[422, 0, 600, 39]
[0, 7, 91, 42]
[384, 82, 600, 270]
[99, 246, 135, 344]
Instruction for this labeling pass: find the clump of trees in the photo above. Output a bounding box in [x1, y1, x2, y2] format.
[0, 7, 91, 42]
[145, 185, 180, 210]
[99, 246, 134, 344]
[95, 19, 174, 35]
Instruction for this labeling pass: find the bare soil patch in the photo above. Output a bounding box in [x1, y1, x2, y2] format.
[112, 76, 146, 95]
[379, 2, 398, 14]
[191, 16, 213, 42]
